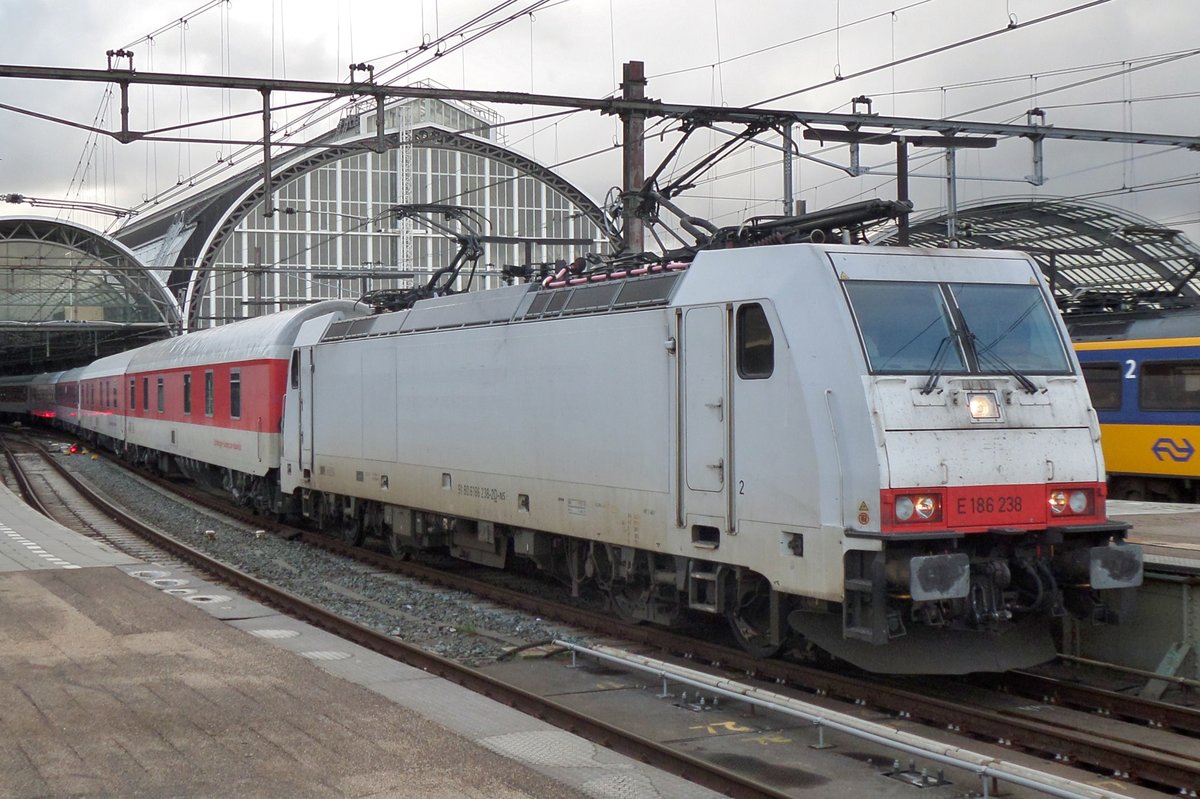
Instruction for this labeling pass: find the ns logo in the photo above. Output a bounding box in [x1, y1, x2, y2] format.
[1152, 438, 1195, 462]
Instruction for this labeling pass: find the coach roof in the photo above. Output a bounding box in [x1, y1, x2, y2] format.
[127, 300, 366, 372]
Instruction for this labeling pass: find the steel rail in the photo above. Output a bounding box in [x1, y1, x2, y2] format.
[976, 671, 1200, 737]
[0, 437, 51, 515]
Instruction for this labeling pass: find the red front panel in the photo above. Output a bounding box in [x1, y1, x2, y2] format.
[880, 482, 1108, 533]
[946, 484, 1048, 528]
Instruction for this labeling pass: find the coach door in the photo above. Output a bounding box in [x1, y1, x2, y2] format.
[680, 305, 729, 527]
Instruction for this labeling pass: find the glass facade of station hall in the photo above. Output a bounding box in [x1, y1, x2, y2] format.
[193, 97, 610, 327]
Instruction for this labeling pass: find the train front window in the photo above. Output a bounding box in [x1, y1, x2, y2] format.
[846, 279, 1070, 376]
[845, 281, 964, 374]
[949, 283, 1071, 375]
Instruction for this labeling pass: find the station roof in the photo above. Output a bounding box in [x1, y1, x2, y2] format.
[0, 216, 179, 377]
[875, 198, 1200, 311]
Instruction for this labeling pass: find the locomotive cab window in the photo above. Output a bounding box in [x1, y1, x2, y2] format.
[845, 279, 1071, 376]
[737, 303, 774, 379]
[1080, 363, 1122, 410]
[290, 351, 300, 389]
[1140, 361, 1200, 411]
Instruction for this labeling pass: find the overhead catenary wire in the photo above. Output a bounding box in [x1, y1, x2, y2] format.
[749, 0, 1117, 108]
[18, 0, 1196, 265]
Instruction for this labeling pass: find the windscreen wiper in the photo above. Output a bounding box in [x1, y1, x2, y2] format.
[921, 335, 955, 395]
[976, 348, 1038, 394]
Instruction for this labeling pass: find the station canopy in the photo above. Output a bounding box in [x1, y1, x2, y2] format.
[875, 198, 1200, 311]
[0, 217, 179, 377]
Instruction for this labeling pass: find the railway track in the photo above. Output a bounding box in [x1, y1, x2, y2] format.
[0, 436, 184, 565]
[11, 431, 1200, 797]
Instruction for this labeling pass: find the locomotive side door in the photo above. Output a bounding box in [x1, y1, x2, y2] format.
[297, 345, 315, 477]
[680, 304, 729, 527]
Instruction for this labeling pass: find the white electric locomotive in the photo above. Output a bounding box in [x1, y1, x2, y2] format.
[280, 243, 1142, 674]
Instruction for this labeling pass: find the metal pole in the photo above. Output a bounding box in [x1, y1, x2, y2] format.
[896, 138, 910, 246]
[621, 61, 646, 253]
[945, 148, 958, 246]
[782, 122, 795, 216]
[261, 89, 274, 217]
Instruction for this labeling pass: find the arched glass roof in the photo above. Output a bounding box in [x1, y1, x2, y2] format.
[875, 198, 1200, 310]
[0, 217, 179, 375]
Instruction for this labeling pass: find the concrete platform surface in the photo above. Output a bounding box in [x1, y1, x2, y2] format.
[0, 566, 604, 799]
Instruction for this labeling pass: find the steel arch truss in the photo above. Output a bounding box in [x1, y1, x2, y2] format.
[0, 217, 179, 374]
[186, 125, 616, 329]
[885, 198, 1200, 307]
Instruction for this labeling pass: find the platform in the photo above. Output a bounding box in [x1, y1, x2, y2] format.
[0, 481, 717, 799]
[1069, 499, 1200, 682]
[1110, 498, 1200, 574]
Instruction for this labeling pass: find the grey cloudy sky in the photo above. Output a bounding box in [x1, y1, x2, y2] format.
[2, 0, 1198, 242]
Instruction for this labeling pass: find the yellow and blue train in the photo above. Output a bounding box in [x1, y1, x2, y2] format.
[1070, 308, 1200, 502]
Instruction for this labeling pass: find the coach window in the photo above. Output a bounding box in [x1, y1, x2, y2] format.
[142, 377, 149, 411]
[736, 303, 774, 379]
[111, 386, 117, 408]
[183, 373, 192, 415]
[156, 377, 165, 413]
[1140, 361, 1200, 411]
[129, 378, 136, 409]
[204, 371, 214, 417]
[1080, 363, 1122, 410]
[229, 370, 242, 420]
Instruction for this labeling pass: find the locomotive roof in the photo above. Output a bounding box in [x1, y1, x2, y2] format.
[129, 300, 366, 371]
[318, 243, 1055, 345]
[320, 272, 686, 343]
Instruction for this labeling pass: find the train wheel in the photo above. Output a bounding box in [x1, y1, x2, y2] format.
[727, 578, 783, 658]
[338, 503, 366, 547]
[591, 544, 648, 622]
[386, 527, 412, 560]
[608, 581, 649, 623]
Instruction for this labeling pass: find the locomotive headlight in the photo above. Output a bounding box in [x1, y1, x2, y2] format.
[892, 494, 941, 523]
[1049, 488, 1092, 515]
[914, 495, 938, 519]
[966, 391, 1000, 420]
